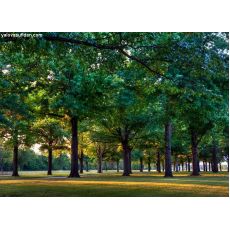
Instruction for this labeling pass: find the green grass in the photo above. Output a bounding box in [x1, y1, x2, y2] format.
[0, 171, 228, 197]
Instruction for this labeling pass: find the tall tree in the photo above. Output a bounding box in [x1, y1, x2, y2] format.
[33, 117, 68, 175]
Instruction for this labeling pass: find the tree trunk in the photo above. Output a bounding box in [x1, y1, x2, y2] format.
[181, 162, 184, 171]
[69, 116, 80, 177]
[175, 157, 179, 172]
[187, 157, 191, 172]
[47, 143, 53, 175]
[128, 148, 132, 174]
[202, 161, 206, 172]
[156, 152, 161, 173]
[164, 122, 173, 177]
[122, 140, 130, 176]
[116, 159, 119, 172]
[208, 161, 211, 171]
[162, 160, 165, 172]
[97, 153, 102, 173]
[219, 162, 222, 171]
[140, 157, 143, 172]
[12, 141, 19, 177]
[148, 158, 151, 172]
[80, 150, 84, 173]
[191, 130, 200, 176]
[211, 143, 219, 173]
[197, 159, 200, 172]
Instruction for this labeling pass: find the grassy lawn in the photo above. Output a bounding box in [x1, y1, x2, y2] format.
[0, 171, 228, 197]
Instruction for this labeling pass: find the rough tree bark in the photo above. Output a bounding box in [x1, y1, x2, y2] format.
[47, 141, 53, 175]
[69, 116, 80, 177]
[122, 140, 130, 176]
[12, 142, 19, 176]
[12, 130, 19, 177]
[164, 122, 173, 177]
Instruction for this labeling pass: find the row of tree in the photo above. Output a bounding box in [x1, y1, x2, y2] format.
[0, 32, 229, 177]
[0, 147, 227, 173]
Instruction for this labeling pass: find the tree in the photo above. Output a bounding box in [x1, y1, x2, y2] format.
[165, 33, 228, 176]
[33, 117, 68, 175]
[31, 50, 118, 177]
[132, 149, 144, 172]
[0, 114, 33, 176]
[79, 65, 150, 176]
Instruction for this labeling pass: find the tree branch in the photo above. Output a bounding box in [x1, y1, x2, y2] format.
[2, 34, 166, 76]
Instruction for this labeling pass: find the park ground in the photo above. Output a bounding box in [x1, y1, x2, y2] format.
[0, 171, 228, 197]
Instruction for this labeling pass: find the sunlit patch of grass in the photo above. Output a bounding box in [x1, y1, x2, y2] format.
[0, 171, 228, 197]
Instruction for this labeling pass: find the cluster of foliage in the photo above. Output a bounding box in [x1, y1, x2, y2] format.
[0, 32, 228, 177]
